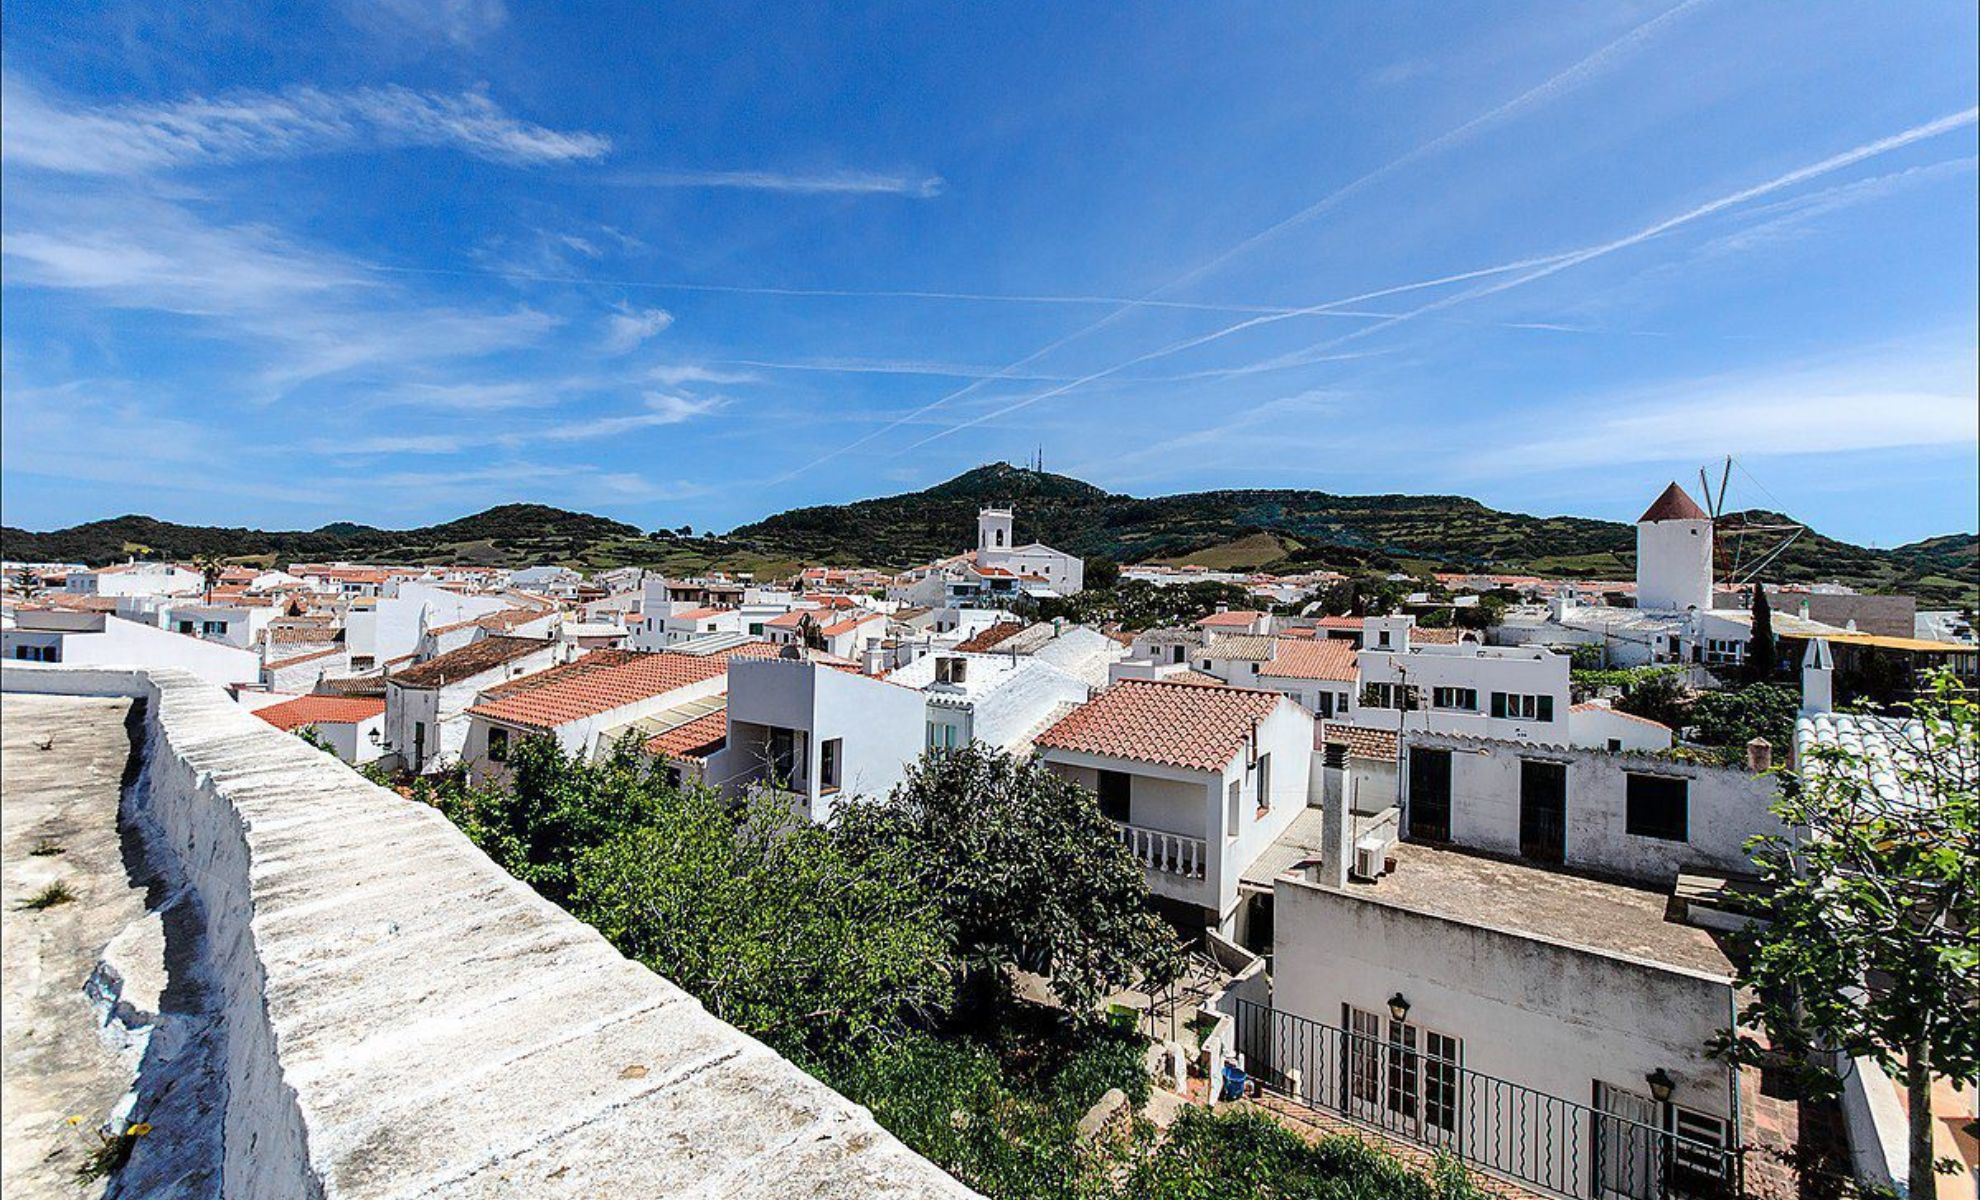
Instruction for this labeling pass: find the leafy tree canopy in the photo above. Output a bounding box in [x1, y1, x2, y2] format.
[835, 744, 1184, 1014]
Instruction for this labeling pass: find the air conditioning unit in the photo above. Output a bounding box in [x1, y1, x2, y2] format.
[1352, 835, 1386, 882]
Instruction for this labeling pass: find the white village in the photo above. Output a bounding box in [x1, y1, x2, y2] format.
[2, 5, 1975, 1199]
[4, 470, 1974, 1199]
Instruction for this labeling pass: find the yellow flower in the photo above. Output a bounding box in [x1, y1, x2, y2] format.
[65, 1115, 84, 1126]
[126, 1123, 153, 1137]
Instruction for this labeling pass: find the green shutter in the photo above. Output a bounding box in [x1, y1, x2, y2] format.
[1490, 692, 1507, 719]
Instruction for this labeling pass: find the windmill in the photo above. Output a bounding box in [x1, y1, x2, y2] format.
[1696, 455, 1805, 591]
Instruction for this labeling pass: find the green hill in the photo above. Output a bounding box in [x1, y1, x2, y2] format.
[5, 464, 1974, 608]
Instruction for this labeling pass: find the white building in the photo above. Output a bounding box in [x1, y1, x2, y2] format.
[1259, 846, 1741, 1200]
[4, 610, 260, 688]
[1035, 679, 1314, 935]
[65, 562, 205, 597]
[711, 654, 928, 822]
[461, 645, 779, 786]
[973, 506, 1085, 595]
[255, 694, 389, 766]
[383, 635, 564, 773]
[157, 599, 278, 649]
[1352, 616, 1572, 743]
[344, 582, 516, 671]
[885, 651, 1091, 755]
[1635, 483, 1714, 614]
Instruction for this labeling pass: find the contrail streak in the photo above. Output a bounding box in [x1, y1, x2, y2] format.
[771, 0, 1709, 481]
[907, 106, 1980, 449]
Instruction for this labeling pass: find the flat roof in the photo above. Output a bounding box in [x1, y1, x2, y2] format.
[1294, 841, 1734, 978]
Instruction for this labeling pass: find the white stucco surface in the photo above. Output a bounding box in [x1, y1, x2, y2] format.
[1, 663, 976, 1199]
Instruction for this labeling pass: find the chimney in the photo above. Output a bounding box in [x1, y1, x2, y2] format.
[1746, 738, 1773, 773]
[1317, 775, 1353, 889]
[862, 641, 888, 675]
[1800, 638, 1834, 715]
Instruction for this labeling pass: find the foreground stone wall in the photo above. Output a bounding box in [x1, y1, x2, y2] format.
[2, 664, 976, 1199]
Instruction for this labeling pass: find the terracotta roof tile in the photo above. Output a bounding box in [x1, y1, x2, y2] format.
[1319, 721, 1398, 760]
[256, 694, 385, 731]
[954, 622, 1028, 653]
[1261, 637, 1359, 682]
[1638, 481, 1709, 523]
[644, 708, 729, 762]
[466, 643, 780, 730]
[1195, 610, 1263, 628]
[1034, 679, 1285, 772]
[389, 636, 553, 689]
[1569, 702, 1673, 730]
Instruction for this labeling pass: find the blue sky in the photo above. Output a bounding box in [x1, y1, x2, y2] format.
[3, 1, 1976, 547]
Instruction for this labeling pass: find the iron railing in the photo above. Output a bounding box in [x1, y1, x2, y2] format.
[1228, 999, 1742, 1200]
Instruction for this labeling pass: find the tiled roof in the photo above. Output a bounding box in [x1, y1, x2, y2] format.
[1199, 634, 1277, 662]
[268, 625, 343, 645]
[1319, 721, 1399, 760]
[1569, 702, 1672, 731]
[427, 608, 545, 638]
[1638, 481, 1709, 523]
[1034, 679, 1285, 772]
[256, 694, 385, 731]
[1277, 626, 1318, 639]
[467, 643, 780, 730]
[314, 675, 389, 698]
[1261, 637, 1359, 681]
[954, 622, 1028, 653]
[667, 606, 733, 622]
[1314, 616, 1364, 630]
[1410, 627, 1469, 645]
[821, 612, 883, 637]
[644, 708, 730, 762]
[1195, 611, 1262, 628]
[763, 610, 811, 629]
[389, 636, 552, 689]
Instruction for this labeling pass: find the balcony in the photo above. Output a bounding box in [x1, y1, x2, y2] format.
[1116, 822, 1207, 880]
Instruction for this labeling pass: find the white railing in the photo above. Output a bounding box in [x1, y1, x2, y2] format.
[1116, 823, 1208, 880]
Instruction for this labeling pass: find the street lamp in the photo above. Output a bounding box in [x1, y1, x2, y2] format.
[368, 727, 383, 747]
[1645, 1068, 1676, 1103]
[1388, 992, 1411, 1023]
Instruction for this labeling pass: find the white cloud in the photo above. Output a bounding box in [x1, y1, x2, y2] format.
[341, 0, 508, 47]
[1486, 347, 1980, 475]
[647, 364, 761, 386]
[606, 168, 944, 198]
[601, 306, 675, 353]
[0, 74, 609, 174]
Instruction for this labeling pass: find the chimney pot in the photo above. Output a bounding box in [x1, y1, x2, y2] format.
[1746, 737, 1773, 773]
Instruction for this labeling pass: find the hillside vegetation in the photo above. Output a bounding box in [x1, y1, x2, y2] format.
[6, 463, 1974, 607]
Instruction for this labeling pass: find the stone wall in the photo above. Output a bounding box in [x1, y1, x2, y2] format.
[2, 663, 976, 1199]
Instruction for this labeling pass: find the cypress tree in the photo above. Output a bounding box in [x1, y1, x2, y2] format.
[1750, 586, 1778, 680]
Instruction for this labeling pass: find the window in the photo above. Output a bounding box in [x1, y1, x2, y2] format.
[486, 726, 509, 762]
[768, 727, 799, 784]
[1377, 629, 1391, 647]
[1626, 773, 1689, 840]
[748, 622, 764, 636]
[820, 738, 842, 793]
[15, 644, 59, 662]
[1672, 1108, 1732, 1195]
[202, 620, 227, 636]
[1098, 770, 1132, 822]
[1431, 686, 1477, 711]
[1361, 682, 1420, 710]
[1422, 1031, 1461, 1135]
[1254, 752, 1272, 814]
[177, 620, 196, 634]
[1323, 743, 1348, 770]
[1171, 645, 1185, 664]
[1607, 738, 1623, 753]
[925, 721, 960, 755]
[1226, 779, 1241, 838]
[1489, 692, 1555, 721]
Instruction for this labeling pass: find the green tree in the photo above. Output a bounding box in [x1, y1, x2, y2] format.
[1084, 557, 1122, 590]
[194, 553, 225, 603]
[1615, 670, 1689, 730]
[572, 784, 955, 1053]
[1749, 587, 1778, 682]
[836, 744, 1182, 1015]
[1724, 671, 1977, 1196]
[1687, 683, 1799, 755]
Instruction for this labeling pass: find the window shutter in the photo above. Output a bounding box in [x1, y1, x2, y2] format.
[1490, 692, 1507, 719]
